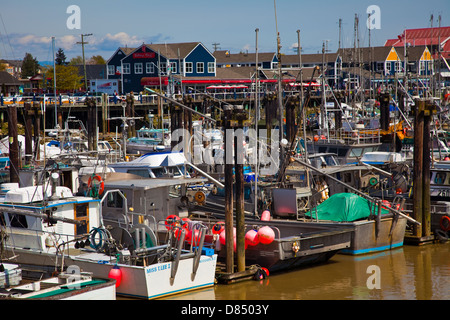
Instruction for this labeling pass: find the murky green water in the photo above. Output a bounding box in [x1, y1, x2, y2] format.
[166, 243, 449, 300]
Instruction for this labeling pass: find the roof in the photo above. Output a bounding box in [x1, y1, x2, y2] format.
[338, 47, 395, 63]
[281, 53, 338, 65]
[214, 50, 276, 65]
[384, 26, 450, 59]
[74, 64, 107, 80]
[145, 42, 204, 59]
[104, 177, 207, 190]
[0, 71, 21, 85]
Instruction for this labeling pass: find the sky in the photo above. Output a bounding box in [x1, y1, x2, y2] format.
[0, 0, 448, 63]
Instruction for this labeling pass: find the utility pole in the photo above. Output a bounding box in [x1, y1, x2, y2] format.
[212, 42, 221, 52]
[77, 33, 93, 92]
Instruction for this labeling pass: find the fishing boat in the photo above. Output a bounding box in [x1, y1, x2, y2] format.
[0, 263, 116, 300]
[108, 152, 190, 178]
[302, 193, 408, 255]
[126, 126, 171, 155]
[211, 218, 352, 273]
[0, 176, 217, 300]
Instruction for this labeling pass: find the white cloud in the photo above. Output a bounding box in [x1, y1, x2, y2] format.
[102, 32, 143, 47]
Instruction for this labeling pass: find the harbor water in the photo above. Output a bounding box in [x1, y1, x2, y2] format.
[165, 243, 449, 300]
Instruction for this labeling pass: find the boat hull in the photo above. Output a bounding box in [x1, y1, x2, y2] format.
[314, 216, 407, 255]
[216, 220, 352, 273]
[71, 253, 218, 300]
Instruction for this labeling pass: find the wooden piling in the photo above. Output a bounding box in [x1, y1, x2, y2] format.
[223, 104, 234, 274]
[23, 101, 33, 166]
[7, 104, 19, 183]
[33, 102, 41, 161]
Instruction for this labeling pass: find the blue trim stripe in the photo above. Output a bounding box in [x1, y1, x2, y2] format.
[117, 282, 215, 300]
[340, 242, 403, 255]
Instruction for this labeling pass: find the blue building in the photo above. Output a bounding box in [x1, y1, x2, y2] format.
[106, 42, 216, 94]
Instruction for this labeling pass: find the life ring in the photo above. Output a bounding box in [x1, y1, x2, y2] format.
[369, 177, 378, 186]
[212, 221, 225, 235]
[440, 215, 450, 232]
[88, 174, 105, 195]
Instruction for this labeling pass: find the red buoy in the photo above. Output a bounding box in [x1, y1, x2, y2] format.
[258, 226, 275, 245]
[165, 215, 180, 230]
[245, 229, 260, 246]
[108, 265, 122, 287]
[219, 227, 236, 245]
[261, 210, 271, 221]
[212, 221, 225, 235]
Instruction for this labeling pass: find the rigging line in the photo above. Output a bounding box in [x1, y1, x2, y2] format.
[0, 12, 15, 60]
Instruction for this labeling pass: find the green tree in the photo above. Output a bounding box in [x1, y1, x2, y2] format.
[21, 53, 40, 78]
[69, 56, 83, 65]
[88, 55, 106, 65]
[55, 48, 68, 66]
[44, 65, 83, 92]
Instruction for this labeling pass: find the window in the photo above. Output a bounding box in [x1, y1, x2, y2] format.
[159, 62, 167, 75]
[74, 203, 89, 235]
[208, 62, 215, 73]
[122, 63, 130, 74]
[107, 65, 115, 76]
[107, 192, 124, 208]
[116, 66, 121, 74]
[134, 63, 143, 74]
[197, 62, 204, 73]
[127, 169, 151, 178]
[377, 62, 384, 71]
[385, 62, 391, 74]
[146, 62, 154, 74]
[167, 62, 177, 74]
[395, 62, 402, 73]
[186, 62, 193, 73]
[8, 213, 28, 228]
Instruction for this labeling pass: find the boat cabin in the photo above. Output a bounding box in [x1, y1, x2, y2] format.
[0, 184, 101, 253]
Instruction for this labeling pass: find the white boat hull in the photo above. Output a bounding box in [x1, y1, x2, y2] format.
[71, 253, 218, 299]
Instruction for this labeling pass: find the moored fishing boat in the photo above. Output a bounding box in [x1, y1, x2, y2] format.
[0, 176, 217, 299]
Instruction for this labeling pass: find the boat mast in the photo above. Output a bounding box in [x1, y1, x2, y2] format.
[52, 37, 57, 130]
[274, 0, 284, 168]
[254, 27, 259, 216]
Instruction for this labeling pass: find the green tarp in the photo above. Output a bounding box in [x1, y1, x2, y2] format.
[305, 193, 390, 222]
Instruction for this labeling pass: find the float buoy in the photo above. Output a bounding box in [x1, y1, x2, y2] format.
[245, 229, 260, 246]
[258, 226, 275, 245]
[440, 215, 450, 232]
[165, 215, 180, 230]
[212, 221, 225, 235]
[261, 210, 271, 221]
[108, 265, 122, 287]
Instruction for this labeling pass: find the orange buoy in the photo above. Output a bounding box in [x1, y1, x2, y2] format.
[258, 226, 275, 245]
[245, 229, 260, 246]
[261, 267, 270, 277]
[313, 135, 319, 142]
[381, 200, 391, 209]
[108, 265, 122, 287]
[261, 210, 271, 221]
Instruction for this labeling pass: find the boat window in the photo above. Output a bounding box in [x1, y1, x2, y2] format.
[325, 156, 338, 166]
[74, 203, 89, 235]
[167, 166, 182, 177]
[337, 148, 349, 157]
[364, 147, 375, 153]
[318, 147, 328, 153]
[127, 169, 151, 178]
[107, 192, 124, 208]
[434, 172, 446, 184]
[0, 213, 6, 226]
[151, 168, 166, 178]
[328, 148, 338, 155]
[350, 148, 363, 157]
[8, 213, 28, 228]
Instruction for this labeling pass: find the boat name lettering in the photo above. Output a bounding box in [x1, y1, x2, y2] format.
[146, 264, 170, 274]
[436, 189, 450, 198]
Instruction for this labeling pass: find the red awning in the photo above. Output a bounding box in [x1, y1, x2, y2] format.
[141, 77, 169, 86]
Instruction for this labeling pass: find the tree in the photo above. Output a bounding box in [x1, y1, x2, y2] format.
[44, 65, 83, 92]
[88, 55, 106, 65]
[69, 56, 83, 65]
[55, 48, 68, 66]
[21, 53, 40, 78]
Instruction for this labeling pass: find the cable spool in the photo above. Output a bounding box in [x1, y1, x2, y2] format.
[194, 191, 206, 204]
[369, 177, 378, 186]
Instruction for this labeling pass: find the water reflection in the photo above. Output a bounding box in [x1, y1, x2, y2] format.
[167, 243, 449, 300]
